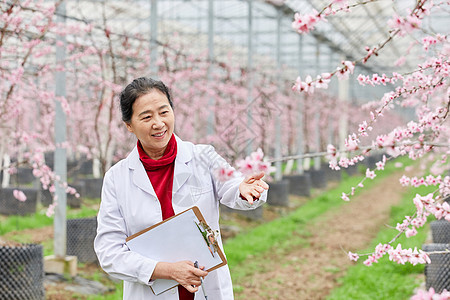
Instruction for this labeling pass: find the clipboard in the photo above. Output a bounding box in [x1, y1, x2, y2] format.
[125, 206, 227, 295]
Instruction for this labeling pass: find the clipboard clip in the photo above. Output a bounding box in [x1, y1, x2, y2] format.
[194, 219, 219, 257]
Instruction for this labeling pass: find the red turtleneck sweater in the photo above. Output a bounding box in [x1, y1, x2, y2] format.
[138, 134, 194, 300]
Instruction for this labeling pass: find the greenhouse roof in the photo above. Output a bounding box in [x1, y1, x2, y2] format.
[65, 0, 449, 98]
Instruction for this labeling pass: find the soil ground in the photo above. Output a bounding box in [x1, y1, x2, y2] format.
[1, 169, 419, 299]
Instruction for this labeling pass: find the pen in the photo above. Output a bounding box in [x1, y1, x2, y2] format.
[194, 261, 208, 300]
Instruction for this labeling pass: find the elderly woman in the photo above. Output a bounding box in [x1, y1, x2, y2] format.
[94, 77, 269, 300]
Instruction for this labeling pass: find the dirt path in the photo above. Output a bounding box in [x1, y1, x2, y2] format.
[236, 170, 411, 300]
[3, 225, 53, 242]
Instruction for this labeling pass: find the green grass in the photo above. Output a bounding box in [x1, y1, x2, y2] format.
[0, 204, 99, 236]
[87, 283, 123, 300]
[84, 269, 123, 300]
[225, 156, 411, 288]
[326, 184, 435, 300]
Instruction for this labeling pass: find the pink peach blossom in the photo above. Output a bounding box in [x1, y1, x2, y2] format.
[13, 190, 27, 202]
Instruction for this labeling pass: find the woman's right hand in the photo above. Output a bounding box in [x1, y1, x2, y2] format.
[152, 261, 208, 293]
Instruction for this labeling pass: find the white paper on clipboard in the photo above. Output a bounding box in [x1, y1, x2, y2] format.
[125, 206, 226, 295]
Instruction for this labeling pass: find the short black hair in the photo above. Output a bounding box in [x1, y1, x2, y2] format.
[119, 77, 173, 123]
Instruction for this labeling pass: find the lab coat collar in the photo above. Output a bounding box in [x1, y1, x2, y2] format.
[128, 147, 156, 197]
[127, 135, 193, 196]
[173, 135, 192, 193]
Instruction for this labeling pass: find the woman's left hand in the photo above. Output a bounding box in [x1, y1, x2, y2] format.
[239, 171, 269, 204]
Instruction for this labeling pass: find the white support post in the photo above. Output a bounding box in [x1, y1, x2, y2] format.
[327, 51, 335, 147]
[296, 35, 304, 175]
[313, 42, 321, 171]
[207, 0, 215, 136]
[150, 0, 158, 78]
[44, 3, 78, 278]
[274, 8, 282, 181]
[1, 154, 10, 188]
[53, 1, 68, 259]
[338, 56, 349, 156]
[246, 0, 253, 155]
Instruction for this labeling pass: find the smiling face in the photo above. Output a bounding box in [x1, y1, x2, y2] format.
[125, 89, 175, 160]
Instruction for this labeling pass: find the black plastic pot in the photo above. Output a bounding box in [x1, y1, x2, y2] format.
[267, 179, 290, 206]
[343, 164, 359, 176]
[307, 169, 327, 189]
[422, 243, 450, 293]
[0, 243, 45, 300]
[323, 166, 342, 182]
[364, 154, 383, 169]
[283, 174, 311, 197]
[67, 217, 98, 264]
[39, 183, 82, 209]
[431, 220, 450, 244]
[78, 160, 93, 176]
[10, 167, 35, 185]
[220, 204, 264, 221]
[76, 178, 103, 199]
[44, 152, 54, 169]
[0, 187, 38, 216]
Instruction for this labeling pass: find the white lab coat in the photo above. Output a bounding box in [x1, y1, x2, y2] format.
[94, 136, 267, 300]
